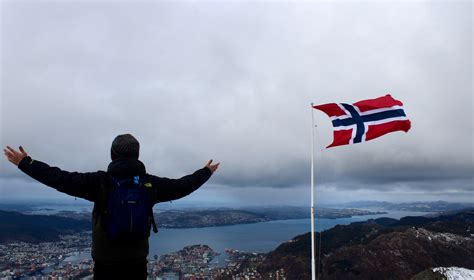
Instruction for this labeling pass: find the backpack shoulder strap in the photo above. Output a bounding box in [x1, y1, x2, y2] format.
[141, 174, 158, 234]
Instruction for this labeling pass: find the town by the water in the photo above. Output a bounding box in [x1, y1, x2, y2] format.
[2, 202, 473, 279]
[0, 232, 284, 280]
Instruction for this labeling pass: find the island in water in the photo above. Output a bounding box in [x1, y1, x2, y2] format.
[45, 206, 387, 228]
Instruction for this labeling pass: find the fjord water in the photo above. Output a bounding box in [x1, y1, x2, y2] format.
[148, 210, 427, 262]
[39, 204, 427, 263]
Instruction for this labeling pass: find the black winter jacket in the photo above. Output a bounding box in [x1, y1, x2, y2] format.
[18, 156, 212, 263]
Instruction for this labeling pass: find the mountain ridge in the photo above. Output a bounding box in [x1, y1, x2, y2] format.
[256, 210, 474, 280]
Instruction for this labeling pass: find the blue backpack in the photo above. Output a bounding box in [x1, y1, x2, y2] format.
[103, 175, 158, 240]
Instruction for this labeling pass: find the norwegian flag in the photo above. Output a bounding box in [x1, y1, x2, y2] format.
[313, 94, 411, 148]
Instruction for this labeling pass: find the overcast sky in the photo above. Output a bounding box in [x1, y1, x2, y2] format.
[0, 1, 472, 206]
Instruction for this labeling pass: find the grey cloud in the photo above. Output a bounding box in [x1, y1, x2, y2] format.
[1, 1, 472, 203]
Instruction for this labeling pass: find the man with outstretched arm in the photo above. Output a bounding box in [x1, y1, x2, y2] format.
[3, 134, 220, 279]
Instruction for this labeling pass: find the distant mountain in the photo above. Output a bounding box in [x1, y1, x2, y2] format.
[247, 206, 386, 220]
[0, 203, 36, 212]
[0, 210, 91, 244]
[155, 207, 385, 228]
[257, 210, 474, 280]
[336, 200, 394, 208]
[338, 200, 474, 212]
[387, 201, 474, 212]
[157, 209, 268, 228]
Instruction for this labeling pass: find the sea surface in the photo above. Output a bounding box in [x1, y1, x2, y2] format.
[61, 209, 427, 265]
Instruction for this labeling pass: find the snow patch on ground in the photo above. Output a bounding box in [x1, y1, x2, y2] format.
[433, 267, 474, 280]
[412, 228, 470, 245]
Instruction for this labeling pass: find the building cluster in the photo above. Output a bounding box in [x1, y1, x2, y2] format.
[151, 244, 218, 279]
[151, 246, 286, 280]
[0, 233, 92, 280]
[211, 249, 268, 280]
[1, 234, 286, 280]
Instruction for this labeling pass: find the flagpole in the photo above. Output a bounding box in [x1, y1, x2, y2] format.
[310, 103, 316, 280]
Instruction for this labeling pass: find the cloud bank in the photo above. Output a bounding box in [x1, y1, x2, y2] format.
[1, 1, 472, 204]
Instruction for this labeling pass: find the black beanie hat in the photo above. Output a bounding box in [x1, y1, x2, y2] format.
[111, 134, 140, 160]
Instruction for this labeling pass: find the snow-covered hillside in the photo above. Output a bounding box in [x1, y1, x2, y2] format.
[432, 267, 474, 280]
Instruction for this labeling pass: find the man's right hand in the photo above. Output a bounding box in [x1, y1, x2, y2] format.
[205, 159, 220, 173]
[3, 146, 28, 166]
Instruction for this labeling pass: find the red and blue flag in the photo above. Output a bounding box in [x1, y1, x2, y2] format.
[313, 94, 411, 148]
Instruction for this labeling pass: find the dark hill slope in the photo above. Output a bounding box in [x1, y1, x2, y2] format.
[322, 228, 474, 280]
[0, 210, 91, 243]
[258, 210, 474, 280]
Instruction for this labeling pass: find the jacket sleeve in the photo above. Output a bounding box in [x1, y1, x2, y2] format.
[147, 167, 212, 204]
[17, 156, 103, 202]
